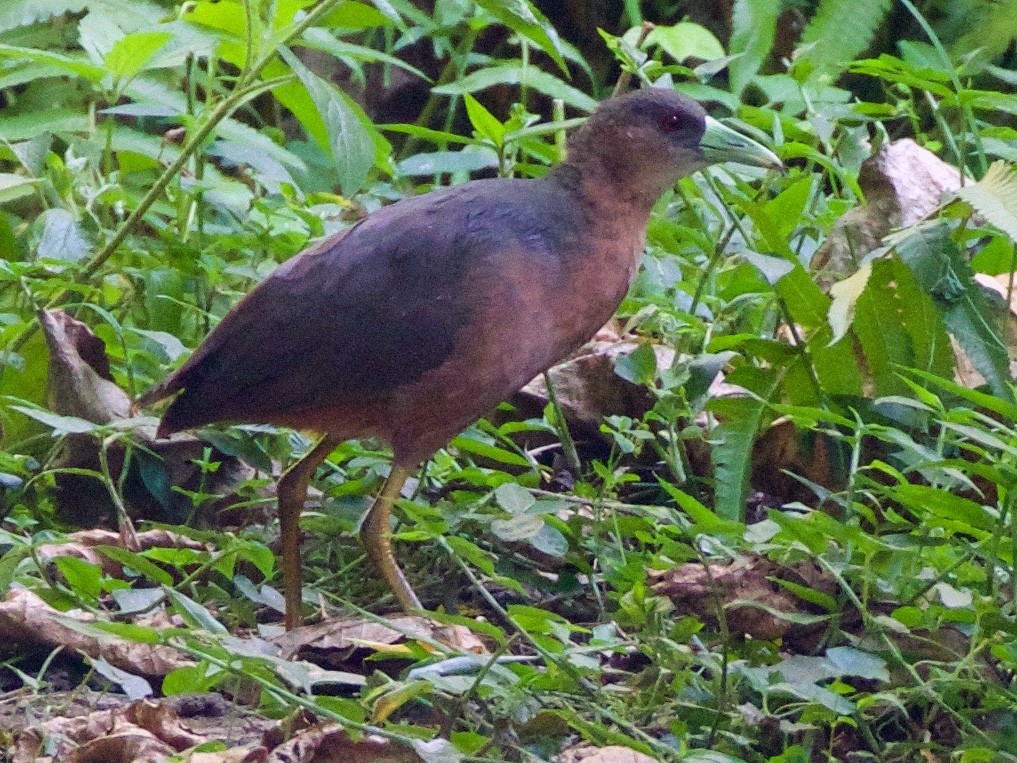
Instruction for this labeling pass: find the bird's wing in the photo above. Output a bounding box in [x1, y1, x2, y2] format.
[150, 186, 491, 432]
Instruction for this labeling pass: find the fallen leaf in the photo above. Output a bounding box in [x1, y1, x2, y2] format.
[42, 310, 130, 424]
[12, 699, 204, 763]
[0, 589, 191, 676]
[556, 744, 657, 763]
[649, 555, 838, 648]
[38, 309, 256, 528]
[36, 528, 208, 576]
[518, 339, 674, 435]
[266, 724, 424, 763]
[273, 615, 486, 665]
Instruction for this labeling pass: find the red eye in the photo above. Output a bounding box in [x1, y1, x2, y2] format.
[662, 112, 683, 132]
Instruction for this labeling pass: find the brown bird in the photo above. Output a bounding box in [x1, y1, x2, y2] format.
[140, 88, 780, 627]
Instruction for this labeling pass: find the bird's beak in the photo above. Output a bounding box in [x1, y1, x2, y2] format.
[700, 116, 783, 171]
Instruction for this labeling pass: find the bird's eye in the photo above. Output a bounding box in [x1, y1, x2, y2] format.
[662, 112, 684, 132]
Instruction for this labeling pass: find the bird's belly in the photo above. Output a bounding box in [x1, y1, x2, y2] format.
[373, 242, 639, 462]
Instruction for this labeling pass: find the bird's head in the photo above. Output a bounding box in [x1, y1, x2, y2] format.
[566, 88, 782, 205]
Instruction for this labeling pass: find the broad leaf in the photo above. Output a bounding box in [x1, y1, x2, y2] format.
[278, 46, 375, 197]
[729, 0, 781, 93]
[474, 0, 568, 75]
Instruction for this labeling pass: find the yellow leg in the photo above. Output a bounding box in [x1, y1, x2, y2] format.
[361, 463, 422, 612]
[277, 435, 340, 630]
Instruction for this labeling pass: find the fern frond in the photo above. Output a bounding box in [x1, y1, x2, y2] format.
[955, 161, 1017, 242]
[799, 0, 892, 80]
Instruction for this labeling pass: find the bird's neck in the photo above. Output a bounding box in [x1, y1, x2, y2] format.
[549, 159, 669, 220]
[548, 162, 659, 266]
[546, 163, 652, 305]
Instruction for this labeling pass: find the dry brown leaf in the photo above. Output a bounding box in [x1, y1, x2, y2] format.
[11, 698, 270, 763]
[14, 703, 169, 762]
[273, 615, 486, 663]
[518, 338, 674, 435]
[42, 310, 131, 425]
[649, 555, 836, 646]
[36, 528, 208, 576]
[266, 724, 421, 763]
[751, 418, 841, 504]
[66, 732, 175, 763]
[40, 309, 255, 528]
[557, 745, 657, 763]
[0, 589, 191, 676]
[125, 700, 206, 750]
[188, 751, 269, 763]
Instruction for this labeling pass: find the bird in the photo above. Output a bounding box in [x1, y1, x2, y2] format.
[139, 87, 781, 628]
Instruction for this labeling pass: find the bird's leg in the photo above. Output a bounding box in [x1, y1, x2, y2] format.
[361, 463, 422, 613]
[277, 435, 340, 629]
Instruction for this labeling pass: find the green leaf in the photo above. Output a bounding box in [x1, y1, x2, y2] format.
[893, 484, 995, 533]
[0, 44, 105, 82]
[494, 482, 534, 514]
[490, 514, 543, 542]
[278, 46, 375, 197]
[96, 546, 174, 586]
[771, 577, 838, 611]
[0, 109, 90, 142]
[742, 251, 794, 285]
[473, 0, 568, 75]
[530, 523, 567, 557]
[104, 30, 172, 82]
[613, 344, 658, 386]
[770, 680, 855, 714]
[0, 333, 49, 444]
[0, 545, 31, 595]
[9, 405, 98, 435]
[852, 256, 953, 396]
[729, 0, 780, 93]
[54, 556, 102, 600]
[162, 662, 223, 695]
[905, 368, 1017, 422]
[892, 223, 1013, 400]
[9, 134, 51, 176]
[320, 0, 391, 28]
[35, 208, 90, 262]
[88, 656, 152, 700]
[451, 433, 531, 467]
[849, 54, 952, 97]
[825, 646, 889, 681]
[708, 395, 767, 521]
[299, 31, 430, 81]
[657, 478, 745, 535]
[765, 176, 813, 239]
[0, 173, 40, 205]
[444, 536, 496, 576]
[396, 147, 498, 176]
[462, 93, 504, 146]
[647, 23, 725, 63]
[163, 586, 228, 634]
[434, 64, 597, 113]
[798, 0, 893, 82]
[0, 0, 89, 32]
[59, 617, 163, 644]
